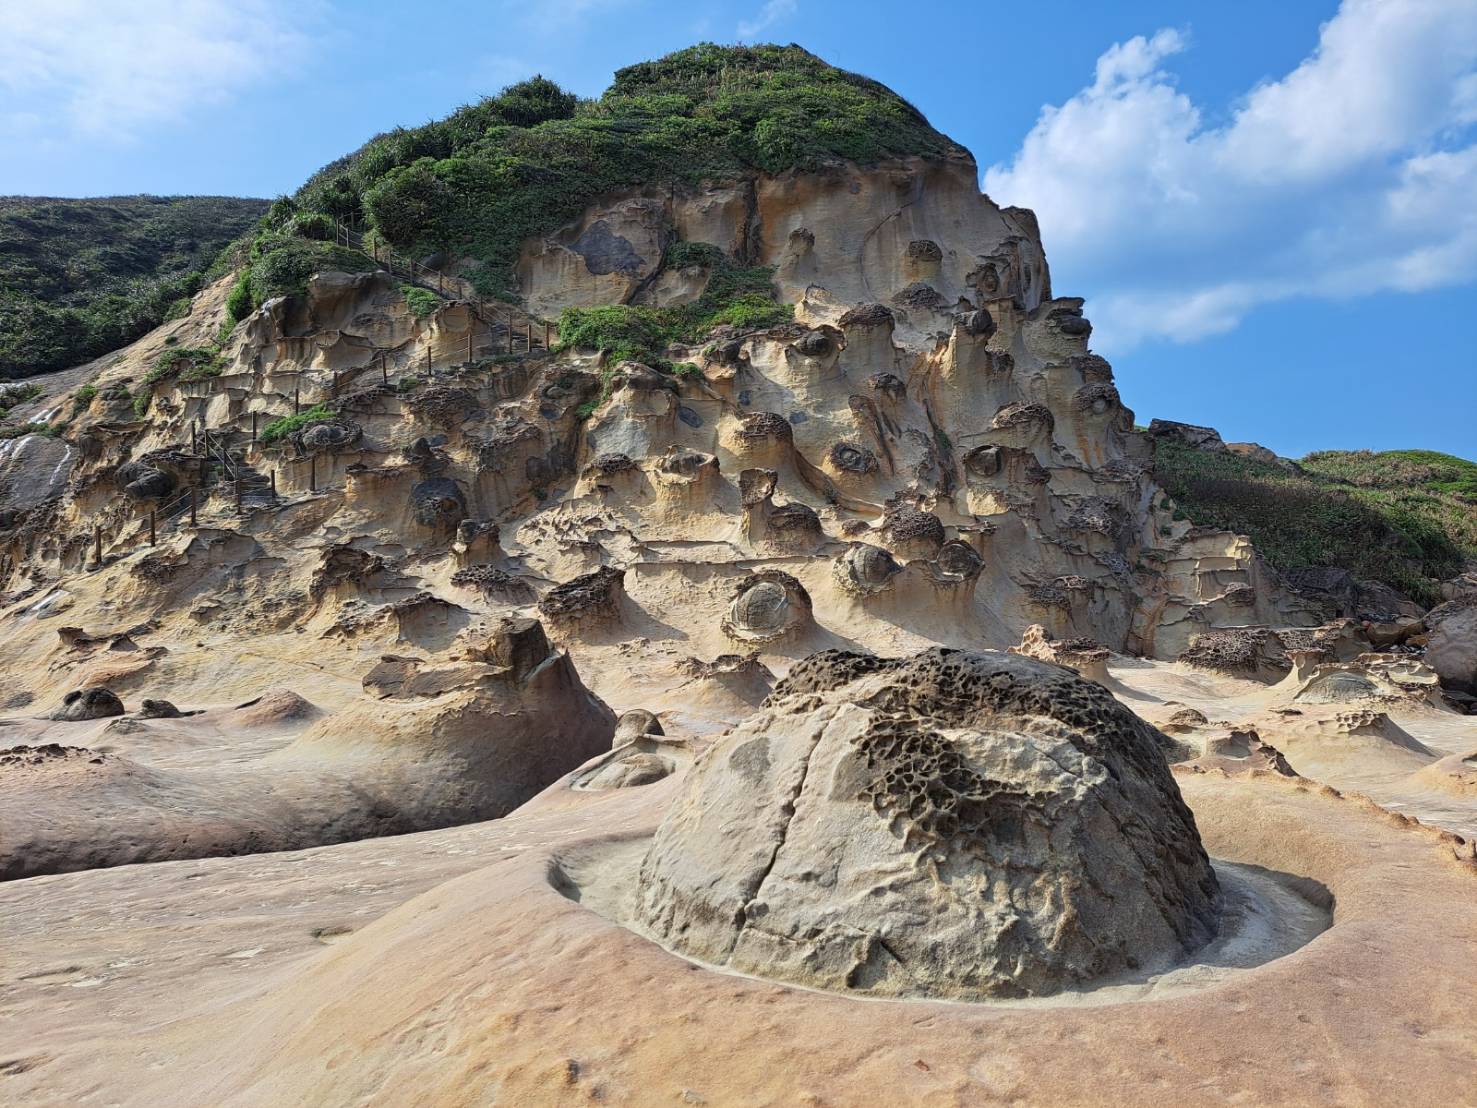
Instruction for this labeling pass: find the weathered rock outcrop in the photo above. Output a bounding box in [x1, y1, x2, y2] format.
[636, 648, 1220, 1000]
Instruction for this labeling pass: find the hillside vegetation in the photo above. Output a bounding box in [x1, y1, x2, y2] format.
[285, 44, 960, 299]
[1153, 443, 1477, 606]
[0, 195, 269, 380]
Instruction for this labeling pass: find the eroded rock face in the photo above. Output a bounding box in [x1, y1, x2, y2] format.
[637, 648, 1220, 1000]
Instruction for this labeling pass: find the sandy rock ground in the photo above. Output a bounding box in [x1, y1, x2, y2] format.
[2, 706, 1474, 1106]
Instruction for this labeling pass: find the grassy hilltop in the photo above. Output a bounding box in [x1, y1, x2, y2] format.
[0, 195, 268, 379]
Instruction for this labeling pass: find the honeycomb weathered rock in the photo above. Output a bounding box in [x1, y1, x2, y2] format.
[636, 648, 1221, 1000]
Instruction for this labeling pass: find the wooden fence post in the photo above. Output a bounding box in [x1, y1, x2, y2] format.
[93, 524, 102, 567]
[191, 419, 197, 454]
[149, 509, 156, 546]
[526, 319, 532, 351]
[381, 351, 388, 385]
[309, 454, 317, 493]
[467, 323, 473, 363]
[294, 382, 301, 414]
[270, 470, 277, 498]
[235, 477, 243, 513]
[545, 321, 551, 349]
[425, 345, 431, 374]
[189, 487, 197, 527]
[251, 410, 258, 444]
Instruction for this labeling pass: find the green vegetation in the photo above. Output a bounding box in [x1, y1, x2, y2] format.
[400, 284, 441, 319]
[1153, 441, 1477, 606]
[290, 45, 958, 297]
[71, 384, 97, 414]
[557, 245, 791, 393]
[0, 422, 58, 440]
[1301, 449, 1477, 502]
[0, 382, 42, 415]
[144, 346, 223, 387]
[557, 248, 791, 415]
[259, 404, 336, 446]
[0, 195, 268, 379]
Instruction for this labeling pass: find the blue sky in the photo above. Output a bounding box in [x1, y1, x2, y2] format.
[3, 0, 1474, 459]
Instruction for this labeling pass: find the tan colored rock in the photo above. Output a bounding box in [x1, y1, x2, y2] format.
[637, 648, 1219, 1000]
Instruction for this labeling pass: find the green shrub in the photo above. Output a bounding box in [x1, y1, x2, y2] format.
[225, 272, 254, 323]
[259, 404, 336, 445]
[132, 393, 150, 418]
[244, 235, 375, 303]
[288, 211, 335, 241]
[401, 284, 441, 319]
[0, 382, 42, 414]
[1151, 439, 1475, 606]
[143, 346, 221, 388]
[72, 384, 98, 414]
[165, 296, 193, 320]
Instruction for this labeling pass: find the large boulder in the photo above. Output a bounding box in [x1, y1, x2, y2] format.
[51, 687, 125, 721]
[636, 648, 1220, 1000]
[1427, 606, 1477, 693]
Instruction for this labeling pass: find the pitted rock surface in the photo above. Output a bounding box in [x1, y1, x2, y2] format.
[636, 648, 1220, 1000]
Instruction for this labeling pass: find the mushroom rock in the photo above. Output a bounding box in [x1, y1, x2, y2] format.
[410, 477, 467, 535]
[539, 566, 627, 629]
[295, 419, 361, 455]
[927, 538, 984, 584]
[837, 303, 898, 370]
[449, 564, 536, 604]
[722, 411, 795, 468]
[614, 708, 664, 747]
[762, 501, 825, 553]
[636, 647, 1221, 1000]
[452, 519, 502, 566]
[1009, 623, 1110, 685]
[825, 440, 878, 481]
[721, 570, 813, 643]
[957, 306, 996, 340]
[649, 446, 722, 511]
[114, 461, 176, 502]
[791, 328, 837, 359]
[988, 402, 1055, 449]
[865, 372, 906, 401]
[1178, 628, 1291, 684]
[880, 504, 946, 560]
[1185, 728, 1299, 778]
[309, 543, 389, 602]
[832, 542, 903, 597]
[51, 687, 125, 721]
[137, 698, 185, 719]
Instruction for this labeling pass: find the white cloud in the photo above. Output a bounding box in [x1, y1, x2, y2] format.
[0, 0, 312, 142]
[984, 0, 1477, 351]
[738, 0, 798, 39]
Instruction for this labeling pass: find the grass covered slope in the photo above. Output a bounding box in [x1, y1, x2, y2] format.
[0, 195, 269, 379]
[292, 44, 963, 297]
[1153, 442, 1477, 606]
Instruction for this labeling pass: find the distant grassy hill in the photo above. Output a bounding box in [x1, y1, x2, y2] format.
[0, 195, 269, 379]
[1152, 443, 1477, 606]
